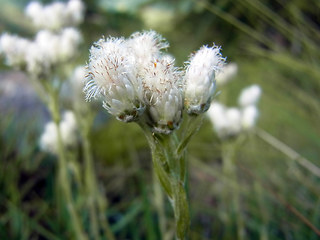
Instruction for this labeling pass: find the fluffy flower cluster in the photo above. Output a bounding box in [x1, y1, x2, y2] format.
[84, 30, 225, 134]
[207, 84, 262, 139]
[0, 0, 83, 76]
[25, 0, 84, 31]
[40, 111, 78, 154]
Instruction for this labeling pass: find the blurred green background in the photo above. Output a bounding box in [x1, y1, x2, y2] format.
[1, 0, 320, 239]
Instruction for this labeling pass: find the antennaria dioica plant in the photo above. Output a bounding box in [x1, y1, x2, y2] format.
[84, 30, 225, 239]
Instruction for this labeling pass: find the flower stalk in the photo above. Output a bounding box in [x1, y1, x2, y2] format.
[139, 123, 190, 240]
[47, 85, 87, 240]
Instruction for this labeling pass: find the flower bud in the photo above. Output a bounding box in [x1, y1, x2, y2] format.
[238, 84, 262, 107]
[142, 57, 183, 134]
[84, 37, 144, 122]
[184, 45, 225, 115]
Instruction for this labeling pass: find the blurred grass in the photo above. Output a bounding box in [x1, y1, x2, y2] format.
[1, 0, 320, 239]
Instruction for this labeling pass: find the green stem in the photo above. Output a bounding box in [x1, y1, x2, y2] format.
[221, 141, 245, 240]
[78, 111, 116, 240]
[49, 88, 87, 240]
[139, 123, 190, 240]
[153, 168, 168, 240]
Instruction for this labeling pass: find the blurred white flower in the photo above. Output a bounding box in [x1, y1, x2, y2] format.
[84, 37, 145, 122]
[215, 63, 238, 86]
[58, 28, 82, 61]
[25, 0, 85, 31]
[207, 103, 242, 138]
[238, 84, 262, 107]
[184, 45, 225, 115]
[225, 108, 242, 135]
[0, 33, 31, 66]
[40, 111, 78, 154]
[24, 28, 82, 75]
[241, 105, 259, 130]
[208, 84, 262, 139]
[141, 58, 183, 134]
[67, 0, 85, 25]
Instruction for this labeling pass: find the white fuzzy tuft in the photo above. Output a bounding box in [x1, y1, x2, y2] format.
[84, 37, 144, 122]
[238, 84, 262, 107]
[184, 45, 225, 115]
[40, 111, 78, 154]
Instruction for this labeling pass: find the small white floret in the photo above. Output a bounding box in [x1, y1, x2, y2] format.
[238, 84, 262, 107]
[184, 45, 225, 115]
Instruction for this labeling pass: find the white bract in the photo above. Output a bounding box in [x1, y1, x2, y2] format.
[184, 45, 225, 115]
[40, 111, 78, 154]
[238, 84, 262, 107]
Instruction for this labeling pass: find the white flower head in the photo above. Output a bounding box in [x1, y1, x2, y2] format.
[58, 28, 82, 61]
[142, 57, 183, 134]
[25, 0, 85, 31]
[215, 62, 238, 86]
[0, 33, 31, 67]
[127, 30, 169, 74]
[67, 0, 85, 25]
[207, 102, 228, 133]
[84, 37, 145, 122]
[207, 102, 242, 139]
[40, 111, 78, 154]
[22, 29, 81, 76]
[241, 105, 259, 130]
[184, 45, 225, 115]
[238, 84, 262, 107]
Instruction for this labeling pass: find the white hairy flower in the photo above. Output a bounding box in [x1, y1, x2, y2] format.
[241, 105, 259, 130]
[67, 0, 85, 25]
[215, 63, 238, 86]
[25, 0, 85, 31]
[0, 33, 31, 66]
[127, 30, 169, 74]
[23, 28, 81, 75]
[40, 111, 78, 154]
[207, 102, 228, 133]
[84, 37, 144, 122]
[207, 103, 242, 139]
[238, 84, 262, 107]
[141, 58, 183, 134]
[58, 28, 82, 61]
[184, 45, 225, 115]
